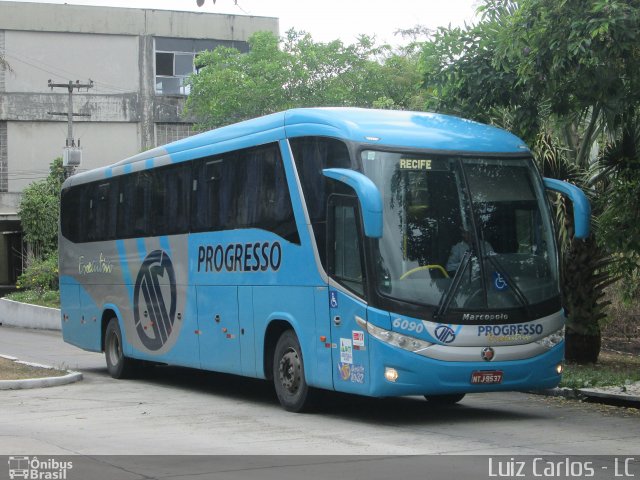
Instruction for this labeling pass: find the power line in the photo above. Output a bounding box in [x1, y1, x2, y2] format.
[2, 50, 136, 94]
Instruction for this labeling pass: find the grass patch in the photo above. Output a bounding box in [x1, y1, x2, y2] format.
[0, 357, 66, 380]
[560, 350, 640, 389]
[4, 289, 60, 309]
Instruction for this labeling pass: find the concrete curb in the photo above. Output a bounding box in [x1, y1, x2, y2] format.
[533, 386, 640, 408]
[0, 298, 61, 330]
[0, 354, 83, 390]
[579, 387, 640, 404]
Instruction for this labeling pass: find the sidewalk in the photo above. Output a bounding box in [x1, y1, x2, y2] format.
[540, 383, 640, 408]
[0, 353, 83, 390]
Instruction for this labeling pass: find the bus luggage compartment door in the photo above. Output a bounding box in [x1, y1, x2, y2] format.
[196, 285, 241, 375]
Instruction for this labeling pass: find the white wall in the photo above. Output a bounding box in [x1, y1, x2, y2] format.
[0, 1, 278, 39]
[3, 30, 139, 94]
[7, 121, 139, 191]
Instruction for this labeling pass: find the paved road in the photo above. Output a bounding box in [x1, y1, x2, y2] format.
[1, 326, 639, 458]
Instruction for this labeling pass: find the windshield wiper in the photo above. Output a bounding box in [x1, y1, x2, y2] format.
[485, 254, 531, 315]
[434, 250, 472, 320]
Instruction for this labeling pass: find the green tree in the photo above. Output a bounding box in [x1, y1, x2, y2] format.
[18, 157, 65, 257]
[185, 30, 425, 129]
[419, 0, 640, 362]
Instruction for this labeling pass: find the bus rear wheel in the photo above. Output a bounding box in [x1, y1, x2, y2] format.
[273, 330, 313, 412]
[424, 393, 466, 405]
[105, 318, 136, 379]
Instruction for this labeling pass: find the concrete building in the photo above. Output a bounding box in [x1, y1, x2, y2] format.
[0, 1, 278, 286]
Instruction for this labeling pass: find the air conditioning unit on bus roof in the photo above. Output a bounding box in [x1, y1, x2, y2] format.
[63, 147, 82, 167]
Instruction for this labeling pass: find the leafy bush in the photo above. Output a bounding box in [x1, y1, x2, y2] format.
[16, 251, 59, 293]
[18, 157, 64, 256]
[597, 164, 640, 300]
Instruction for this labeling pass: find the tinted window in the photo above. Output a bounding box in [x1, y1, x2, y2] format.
[289, 137, 353, 265]
[133, 172, 153, 237]
[332, 203, 365, 296]
[152, 163, 191, 236]
[116, 164, 191, 239]
[192, 143, 299, 243]
[61, 144, 297, 243]
[62, 180, 118, 243]
[61, 186, 82, 242]
[86, 182, 116, 242]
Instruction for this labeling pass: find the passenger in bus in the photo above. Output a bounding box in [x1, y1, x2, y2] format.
[446, 229, 494, 274]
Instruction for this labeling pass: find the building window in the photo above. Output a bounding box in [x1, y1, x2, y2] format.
[155, 51, 195, 95]
[155, 123, 194, 146]
[154, 37, 249, 96]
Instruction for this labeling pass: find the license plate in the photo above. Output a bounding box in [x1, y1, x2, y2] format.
[471, 370, 503, 384]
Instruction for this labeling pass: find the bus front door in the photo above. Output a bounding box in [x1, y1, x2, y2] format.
[328, 197, 370, 394]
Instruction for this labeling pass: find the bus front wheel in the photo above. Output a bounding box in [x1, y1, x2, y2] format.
[104, 318, 135, 379]
[273, 330, 313, 412]
[424, 393, 465, 405]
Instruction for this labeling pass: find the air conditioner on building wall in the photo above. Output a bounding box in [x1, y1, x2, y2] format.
[63, 147, 82, 167]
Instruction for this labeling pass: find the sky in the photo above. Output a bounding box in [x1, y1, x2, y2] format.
[12, 0, 481, 45]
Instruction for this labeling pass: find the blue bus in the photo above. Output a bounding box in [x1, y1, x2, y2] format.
[59, 108, 590, 411]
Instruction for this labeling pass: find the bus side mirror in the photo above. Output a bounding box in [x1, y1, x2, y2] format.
[323, 168, 383, 238]
[543, 178, 591, 239]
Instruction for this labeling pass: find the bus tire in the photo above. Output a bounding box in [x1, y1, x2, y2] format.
[105, 317, 135, 379]
[273, 329, 313, 412]
[424, 393, 465, 405]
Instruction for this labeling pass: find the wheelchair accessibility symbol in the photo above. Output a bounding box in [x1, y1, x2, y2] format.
[492, 271, 508, 291]
[329, 291, 339, 309]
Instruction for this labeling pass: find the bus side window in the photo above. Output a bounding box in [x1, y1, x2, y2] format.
[329, 199, 365, 297]
[138, 173, 153, 236]
[84, 181, 116, 242]
[61, 186, 83, 242]
[290, 137, 353, 265]
[151, 163, 191, 236]
[191, 144, 299, 243]
[117, 175, 134, 238]
[240, 144, 300, 243]
[96, 182, 116, 240]
[164, 163, 191, 235]
[192, 157, 225, 232]
[118, 171, 153, 238]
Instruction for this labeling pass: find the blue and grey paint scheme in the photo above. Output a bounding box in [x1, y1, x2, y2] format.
[59, 108, 587, 398]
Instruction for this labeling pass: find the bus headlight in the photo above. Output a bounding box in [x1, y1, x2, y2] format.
[356, 316, 432, 353]
[535, 327, 565, 350]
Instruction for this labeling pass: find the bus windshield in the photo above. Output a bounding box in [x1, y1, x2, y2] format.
[361, 151, 559, 313]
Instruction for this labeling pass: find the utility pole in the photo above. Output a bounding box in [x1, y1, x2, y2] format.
[47, 79, 94, 177]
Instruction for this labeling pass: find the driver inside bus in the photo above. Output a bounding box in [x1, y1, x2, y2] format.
[446, 228, 494, 274]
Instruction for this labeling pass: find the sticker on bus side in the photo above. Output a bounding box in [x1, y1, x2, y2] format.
[340, 338, 353, 364]
[337, 362, 365, 384]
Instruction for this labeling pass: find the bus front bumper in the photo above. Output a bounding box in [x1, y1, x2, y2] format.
[367, 338, 564, 397]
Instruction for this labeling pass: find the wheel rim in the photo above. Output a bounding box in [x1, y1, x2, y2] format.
[278, 347, 301, 394]
[107, 329, 121, 367]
